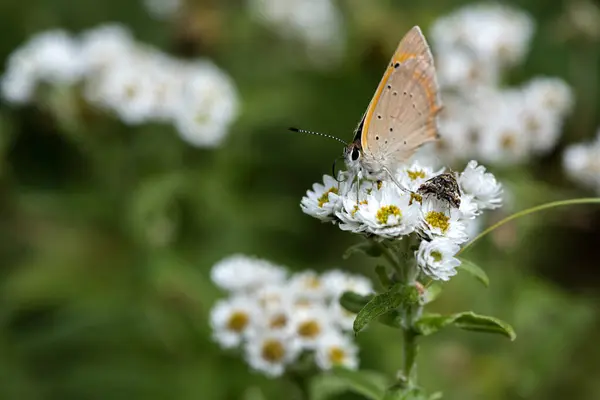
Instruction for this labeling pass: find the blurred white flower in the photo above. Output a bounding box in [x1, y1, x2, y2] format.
[430, 4, 573, 165]
[563, 129, 600, 193]
[173, 61, 239, 147]
[143, 0, 182, 19]
[290, 307, 334, 349]
[210, 257, 368, 376]
[288, 270, 328, 301]
[210, 296, 261, 349]
[211, 254, 287, 293]
[416, 237, 461, 281]
[459, 160, 503, 210]
[248, 0, 345, 66]
[321, 269, 373, 298]
[1, 24, 240, 148]
[1, 29, 83, 103]
[431, 3, 534, 69]
[315, 332, 359, 370]
[245, 330, 301, 377]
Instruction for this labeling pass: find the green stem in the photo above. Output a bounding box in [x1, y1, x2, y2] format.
[374, 241, 402, 275]
[402, 324, 419, 385]
[459, 198, 600, 255]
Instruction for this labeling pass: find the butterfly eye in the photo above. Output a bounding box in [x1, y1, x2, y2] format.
[351, 147, 360, 161]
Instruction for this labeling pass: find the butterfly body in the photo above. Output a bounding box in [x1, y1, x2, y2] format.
[343, 26, 442, 190]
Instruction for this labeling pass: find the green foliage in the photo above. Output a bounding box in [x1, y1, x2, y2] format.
[310, 368, 389, 400]
[415, 312, 516, 341]
[456, 258, 489, 287]
[353, 284, 419, 334]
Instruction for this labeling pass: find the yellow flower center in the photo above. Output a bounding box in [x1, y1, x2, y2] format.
[500, 132, 516, 150]
[430, 250, 443, 262]
[227, 311, 249, 332]
[298, 320, 321, 338]
[376, 205, 401, 225]
[306, 276, 321, 289]
[351, 200, 368, 216]
[261, 339, 285, 362]
[269, 313, 288, 329]
[318, 187, 339, 207]
[407, 169, 426, 180]
[328, 347, 347, 365]
[425, 211, 450, 233]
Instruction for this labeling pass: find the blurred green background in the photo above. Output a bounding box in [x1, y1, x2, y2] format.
[1, 0, 600, 399]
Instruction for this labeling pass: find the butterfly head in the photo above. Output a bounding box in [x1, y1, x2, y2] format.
[343, 139, 362, 170]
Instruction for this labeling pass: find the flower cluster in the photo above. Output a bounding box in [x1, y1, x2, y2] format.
[248, 0, 345, 66]
[563, 128, 600, 193]
[423, 3, 573, 165]
[0, 24, 239, 148]
[302, 161, 502, 281]
[210, 254, 372, 377]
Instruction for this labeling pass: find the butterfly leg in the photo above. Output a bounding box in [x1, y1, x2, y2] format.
[382, 166, 412, 194]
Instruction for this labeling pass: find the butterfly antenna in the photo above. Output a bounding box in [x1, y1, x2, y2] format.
[289, 127, 347, 146]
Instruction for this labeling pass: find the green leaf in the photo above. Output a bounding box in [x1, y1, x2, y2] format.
[457, 258, 490, 287]
[375, 265, 391, 288]
[422, 282, 443, 304]
[415, 312, 516, 340]
[310, 368, 388, 400]
[382, 387, 427, 400]
[354, 284, 419, 334]
[343, 241, 382, 260]
[339, 291, 373, 314]
[428, 392, 443, 400]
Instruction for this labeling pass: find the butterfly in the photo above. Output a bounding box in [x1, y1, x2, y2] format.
[343, 26, 442, 191]
[291, 26, 442, 194]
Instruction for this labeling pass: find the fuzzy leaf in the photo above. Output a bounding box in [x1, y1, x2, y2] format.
[310, 368, 388, 400]
[339, 291, 373, 314]
[415, 312, 516, 340]
[354, 284, 419, 334]
[343, 241, 382, 260]
[457, 258, 489, 287]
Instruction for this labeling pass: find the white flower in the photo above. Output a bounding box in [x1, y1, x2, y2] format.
[301, 174, 345, 221]
[396, 162, 445, 192]
[563, 129, 600, 192]
[315, 332, 359, 371]
[211, 254, 287, 293]
[288, 270, 328, 301]
[290, 307, 334, 349]
[80, 24, 136, 73]
[416, 237, 462, 281]
[173, 61, 239, 147]
[321, 269, 373, 299]
[523, 77, 574, 117]
[458, 194, 480, 220]
[420, 198, 469, 244]
[210, 296, 261, 349]
[245, 330, 301, 377]
[248, 0, 345, 66]
[339, 181, 419, 239]
[459, 160, 503, 210]
[1, 29, 83, 103]
[431, 3, 534, 68]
